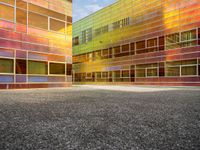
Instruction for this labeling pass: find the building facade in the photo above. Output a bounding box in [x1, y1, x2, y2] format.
[73, 0, 200, 86]
[0, 0, 72, 89]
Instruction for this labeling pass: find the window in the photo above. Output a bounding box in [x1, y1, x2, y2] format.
[181, 29, 197, 47]
[0, 4, 14, 21]
[113, 71, 121, 81]
[166, 33, 180, 49]
[114, 46, 121, 57]
[136, 41, 145, 54]
[94, 25, 108, 36]
[28, 12, 48, 30]
[67, 64, 72, 75]
[50, 18, 65, 33]
[0, 58, 13, 73]
[16, 59, 26, 74]
[166, 59, 197, 76]
[122, 44, 129, 52]
[81, 28, 92, 43]
[198, 28, 200, 45]
[136, 63, 158, 77]
[49, 63, 65, 75]
[112, 17, 130, 30]
[147, 38, 157, 53]
[28, 61, 47, 75]
[16, 8, 27, 25]
[73, 36, 79, 46]
[159, 36, 165, 51]
[130, 43, 135, 55]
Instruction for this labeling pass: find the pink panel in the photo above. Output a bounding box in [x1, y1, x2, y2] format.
[0, 20, 14, 31]
[0, 39, 21, 49]
[16, 50, 27, 59]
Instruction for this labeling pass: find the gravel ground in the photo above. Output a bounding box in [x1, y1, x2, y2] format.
[0, 85, 200, 150]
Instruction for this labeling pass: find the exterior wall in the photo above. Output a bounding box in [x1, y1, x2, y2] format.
[73, 0, 200, 86]
[0, 0, 72, 89]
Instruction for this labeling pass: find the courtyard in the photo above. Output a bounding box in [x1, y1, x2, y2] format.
[0, 85, 199, 149]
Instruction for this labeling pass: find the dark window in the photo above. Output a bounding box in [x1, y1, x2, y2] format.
[130, 65, 135, 82]
[122, 44, 129, 52]
[130, 43, 135, 55]
[147, 38, 157, 53]
[159, 62, 165, 76]
[73, 36, 79, 46]
[136, 41, 145, 54]
[50, 63, 65, 75]
[198, 28, 200, 45]
[67, 64, 72, 75]
[114, 46, 121, 57]
[159, 36, 165, 51]
[16, 59, 26, 74]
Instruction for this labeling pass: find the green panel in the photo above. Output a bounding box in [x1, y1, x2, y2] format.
[28, 61, 47, 75]
[0, 58, 14, 73]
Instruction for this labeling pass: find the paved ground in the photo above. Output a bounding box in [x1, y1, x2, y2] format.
[0, 85, 200, 150]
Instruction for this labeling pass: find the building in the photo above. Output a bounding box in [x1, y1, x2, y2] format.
[0, 0, 72, 89]
[73, 0, 200, 86]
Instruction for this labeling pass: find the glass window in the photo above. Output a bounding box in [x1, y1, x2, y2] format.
[181, 66, 197, 76]
[49, 63, 65, 75]
[28, 12, 48, 30]
[181, 29, 196, 41]
[136, 41, 145, 54]
[122, 44, 129, 52]
[67, 64, 72, 75]
[73, 36, 79, 46]
[147, 38, 157, 47]
[16, 8, 27, 25]
[0, 58, 13, 73]
[50, 18, 65, 33]
[0, 4, 14, 21]
[181, 29, 197, 47]
[147, 68, 157, 77]
[28, 61, 47, 75]
[166, 33, 180, 49]
[122, 70, 130, 78]
[16, 59, 26, 74]
[166, 67, 180, 76]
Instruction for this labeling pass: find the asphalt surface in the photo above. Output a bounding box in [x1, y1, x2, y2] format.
[0, 85, 200, 150]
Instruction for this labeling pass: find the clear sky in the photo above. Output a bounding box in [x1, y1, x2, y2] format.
[73, 0, 116, 22]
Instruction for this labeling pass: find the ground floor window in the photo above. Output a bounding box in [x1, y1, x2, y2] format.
[166, 59, 198, 76]
[28, 60, 47, 75]
[0, 58, 13, 73]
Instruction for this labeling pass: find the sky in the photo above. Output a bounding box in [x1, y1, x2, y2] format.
[73, 0, 116, 22]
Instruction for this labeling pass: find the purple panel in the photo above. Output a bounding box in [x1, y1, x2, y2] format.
[28, 53, 48, 60]
[0, 48, 14, 57]
[16, 50, 27, 59]
[28, 76, 48, 82]
[48, 76, 66, 82]
[0, 75, 14, 83]
[16, 75, 27, 82]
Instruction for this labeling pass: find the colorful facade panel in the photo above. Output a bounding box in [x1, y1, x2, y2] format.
[73, 0, 200, 86]
[0, 0, 72, 89]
